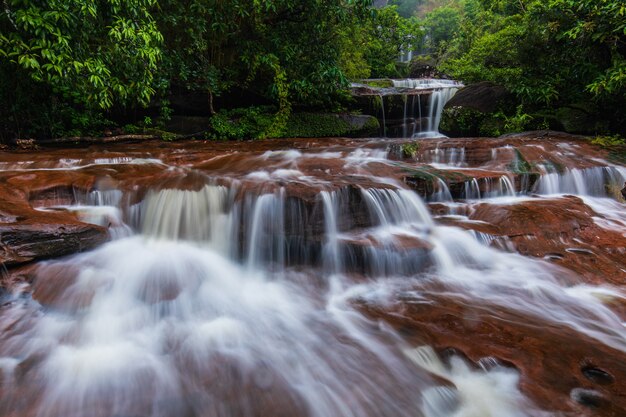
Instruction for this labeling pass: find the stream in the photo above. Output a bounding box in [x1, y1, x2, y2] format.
[0, 91, 625, 417]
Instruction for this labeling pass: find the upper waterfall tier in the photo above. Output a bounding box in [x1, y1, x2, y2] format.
[350, 78, 462, 138]
[351, 78, 462, 96]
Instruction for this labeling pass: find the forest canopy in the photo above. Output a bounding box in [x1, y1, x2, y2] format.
[431, 0, 626, 135]
[1, 0, 625, 140]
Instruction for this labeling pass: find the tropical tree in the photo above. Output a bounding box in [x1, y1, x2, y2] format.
[0, 0, 163, 109]
[436, 0, 626, 133]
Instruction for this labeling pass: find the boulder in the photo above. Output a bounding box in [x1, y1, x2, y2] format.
[409, 56, 449, 79]
[439, 82, 513, 137]
[445, 81, 510, 114]
[555, 106, 594, 134]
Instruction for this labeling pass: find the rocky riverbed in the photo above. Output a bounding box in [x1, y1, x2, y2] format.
[0, 131, 625, 416]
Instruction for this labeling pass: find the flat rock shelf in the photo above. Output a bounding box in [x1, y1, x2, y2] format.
[0, 131, 625, 417]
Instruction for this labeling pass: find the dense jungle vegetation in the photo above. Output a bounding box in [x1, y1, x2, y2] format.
[0, 0, 625, 141]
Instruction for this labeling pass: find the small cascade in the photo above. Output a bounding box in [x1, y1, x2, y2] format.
[35, 188, 133, 239]
[415, 96, 422, 138]
[422, 146, 467, 167]
[398, 48, 414, 63]
[430, 178, 454, 202]
[483, 176, 517, 198]
[139, 185, 233, 248]
[360, 188, 433, 227]
[499, 176, 516, 197]
[379, 94, 387, 137]
[85, 189, 124, 207]
[349, 188, 435, 276]
[1, 138, 626, 417]
[392, 79, 461, 138]
[351, 78, 460, 138]
[535, 166, 626, 197]
[464, 178, 482, 200]
[402, 95, 409, 139]
[244, 190, 287, 269]
[135, 185, 315, 268]
[320, 191, 342, 274]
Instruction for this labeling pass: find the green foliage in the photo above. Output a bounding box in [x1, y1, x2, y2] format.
[591, 134, 626, 167]
[546, 0, 626, 97]
[0, 0, 163, 140]
[1, 0, 377, 141]
[283, 114, 353, 138]
[441, 104, 535, 137]
[439, 106, 485, 136]
[363, 80, 394, 88]
[591, 135, 626, 148]
[206, 110, 379, 140]
[501, 105, 533, 133]
[158, 0, 372, 113]
[388, 0, 423, 18]
[0, 0, 162, 109]
[431, 0, 626, 135]
[478, 106, 533, 137]
[339, 5, 424, 79]
[400, 141, 420, 158]
[207, 107, 277, 141]
[283, 113, 379, 138]
[422, 6, 462, 53]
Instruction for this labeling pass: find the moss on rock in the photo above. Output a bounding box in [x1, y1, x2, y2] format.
[440, 106, 486, 137]
[361, 79, 394, 88]
[283, 113, 379, 138]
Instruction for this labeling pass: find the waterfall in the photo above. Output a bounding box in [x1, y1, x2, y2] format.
[379, 94, 387, 137]
[534, 166, 626, 197]
[402, 95, 409, 139]
[140, 185, 232, 246]
[430, 178, 454, 202]
[464, 178, 482, 200]
[392, 79, 461, 138]
[1, 142, 625, 417]
[321, 190, 342, 274]
[425, 146, 466, 167]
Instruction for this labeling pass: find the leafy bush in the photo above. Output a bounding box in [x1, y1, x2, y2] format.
[400, 142, 420, 159]
[433, 0, 626, 135]
[207, 107, 277, 141]
[591, 135, 626, 148]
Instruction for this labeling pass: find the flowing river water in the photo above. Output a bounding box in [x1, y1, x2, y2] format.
[0, 132, 625, 417]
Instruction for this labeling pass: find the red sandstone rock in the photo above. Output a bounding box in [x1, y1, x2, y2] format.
[359, 294, 626, 417]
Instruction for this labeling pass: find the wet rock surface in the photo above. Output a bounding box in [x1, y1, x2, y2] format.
[0, 186, 108, 265]
[462, 196, 626, 284]
[0, 131, 625, 416]
[360, 295, 626, 417]
[0, 222, 107, 266]
[0, 132, 624, 276]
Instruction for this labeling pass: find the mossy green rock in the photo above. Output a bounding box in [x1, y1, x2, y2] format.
[440, 106, 478, 137]
[555, 107, 594, 134]
[283, 113, 379, 138]
[440, 82, 513, 137]
[360, 79, 394, 88]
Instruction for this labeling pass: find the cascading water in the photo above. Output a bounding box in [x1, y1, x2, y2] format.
[378, 94, 387, 137]
[357, 79, 460, 138]
[392, 79, 461, 138]
[0, 136, 625, 417]
[534, 165, 626, 197]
